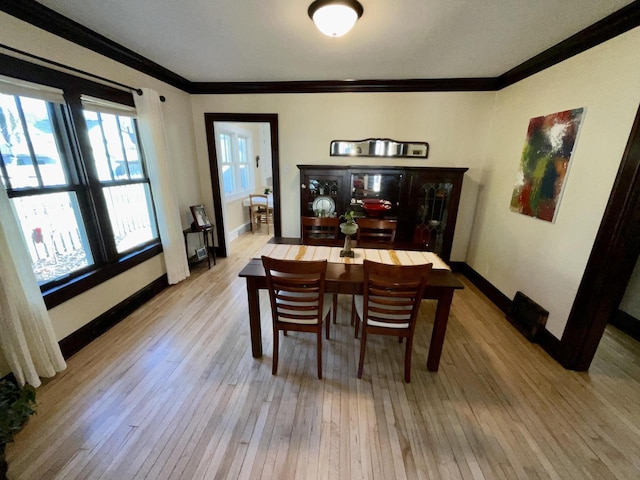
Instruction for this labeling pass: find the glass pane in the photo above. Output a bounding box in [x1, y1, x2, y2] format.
[103, 184, 158, 253]
[219, 133, 232, 164]
[84, 110, 111, 181]
[117, 116, 142, 179]
[237, 137, 248, 164]
[0, 94, 66, 188]
[239, 164, 249, 190]
[84, 111, 143, 181]
[222, 165, 234, 193]
[11, 192, 93, 285]
[21, 97, 66, 186]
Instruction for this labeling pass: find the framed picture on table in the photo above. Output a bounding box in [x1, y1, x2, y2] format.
[190, 205, 211, 230]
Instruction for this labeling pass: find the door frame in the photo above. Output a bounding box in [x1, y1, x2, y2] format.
[204, 113, 280, 257]
[560, 102, 640, 370]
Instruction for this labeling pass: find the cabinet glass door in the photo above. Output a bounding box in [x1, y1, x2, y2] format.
[350, 172, 402, 218]
[412, 182, 453, 253]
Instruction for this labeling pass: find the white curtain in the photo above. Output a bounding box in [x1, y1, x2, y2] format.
[134, 88, 190, 284]
[0, 187, 66, 387]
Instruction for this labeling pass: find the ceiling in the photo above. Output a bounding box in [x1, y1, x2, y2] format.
[33, 0, 637, 83]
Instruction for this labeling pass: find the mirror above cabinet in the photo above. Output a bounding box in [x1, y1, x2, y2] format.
[330, 138, 429, 158]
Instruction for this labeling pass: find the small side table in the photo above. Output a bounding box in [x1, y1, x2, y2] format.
[183, 226, 216, 269]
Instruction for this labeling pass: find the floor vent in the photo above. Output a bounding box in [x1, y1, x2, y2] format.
[506, 291, 549, 342]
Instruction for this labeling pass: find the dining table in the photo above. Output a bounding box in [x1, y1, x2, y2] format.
[238, 239, 464, 372]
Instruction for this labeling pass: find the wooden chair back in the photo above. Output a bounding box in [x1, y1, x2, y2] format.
[301, 216, 341, 246]
[249, 194, 272, 234]
[355, 259, 432, 382]
[356, 218, 397, 246]
[261, 256, 330, 379]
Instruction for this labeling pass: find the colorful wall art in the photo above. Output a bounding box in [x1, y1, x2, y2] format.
[510, 108, 584, 222]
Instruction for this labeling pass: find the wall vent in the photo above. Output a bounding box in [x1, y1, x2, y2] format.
[506, 291, 549, 342]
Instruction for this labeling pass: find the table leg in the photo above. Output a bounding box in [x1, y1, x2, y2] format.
[427, 289, 454, 371]
[203, 229, 211, 269]
[247, 277, 263, 358]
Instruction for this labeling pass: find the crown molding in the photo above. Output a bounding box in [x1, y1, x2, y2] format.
[498, 0, 640, 88]
[2, 0, 639, 94]
[188, 78, 499, 94]
[0, 0, 191, 92]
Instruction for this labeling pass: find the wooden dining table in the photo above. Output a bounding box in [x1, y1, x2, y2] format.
[238, 239, 464, 372]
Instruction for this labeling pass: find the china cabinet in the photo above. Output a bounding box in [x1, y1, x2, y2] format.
[297, 165, 467, 261]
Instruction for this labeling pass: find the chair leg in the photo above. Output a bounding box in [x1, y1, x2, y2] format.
[350, 296, 355, 326]
[357, 328, 367, 379]
[317, 329, 323, 379]
[272, 329, 279, 375]
[332, 294, 338, 324]
[404, 335, 413, 383]
[325, 312, 330, 340]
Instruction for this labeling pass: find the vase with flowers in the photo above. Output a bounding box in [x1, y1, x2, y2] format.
[339, 210, 358, 257]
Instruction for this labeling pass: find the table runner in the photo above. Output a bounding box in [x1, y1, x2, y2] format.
[256, 244, 450, 270]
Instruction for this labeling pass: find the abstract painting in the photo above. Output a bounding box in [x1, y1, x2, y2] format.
[510, 108, 584, 222]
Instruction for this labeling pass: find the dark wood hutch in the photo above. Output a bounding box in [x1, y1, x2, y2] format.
[298, 165, 468, 262]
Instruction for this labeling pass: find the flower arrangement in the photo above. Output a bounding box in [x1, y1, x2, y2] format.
[340, 210, 357, 224]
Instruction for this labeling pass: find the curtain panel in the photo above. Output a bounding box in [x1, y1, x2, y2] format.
[134, 88, 190, 284]
[0, 187, 66, 387]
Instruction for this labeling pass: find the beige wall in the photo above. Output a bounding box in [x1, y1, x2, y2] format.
[466, 27, 640, 338]
[0, 13, 201, 342]
[190, 91, 496, 258]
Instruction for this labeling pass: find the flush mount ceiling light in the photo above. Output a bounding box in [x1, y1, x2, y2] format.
[308, 0, 364, 37]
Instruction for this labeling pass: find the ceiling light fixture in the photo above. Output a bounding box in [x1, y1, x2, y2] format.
[308, 0, 364, 37]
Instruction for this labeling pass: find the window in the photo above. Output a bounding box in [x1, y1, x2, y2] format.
[82, 106, 157, 253]
[0, 76, 160, 303]
[216, 124, 254, 199]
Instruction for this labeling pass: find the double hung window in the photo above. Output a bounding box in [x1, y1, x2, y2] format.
[216, 124, 253, 199]
[0, 75, 160, 305]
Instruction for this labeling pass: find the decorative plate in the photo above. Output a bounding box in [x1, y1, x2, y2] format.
[312, 196, 335, 216]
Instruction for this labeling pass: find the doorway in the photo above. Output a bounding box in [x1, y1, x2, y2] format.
[559, 102, 640, 370]
[204, 113, 280, 257]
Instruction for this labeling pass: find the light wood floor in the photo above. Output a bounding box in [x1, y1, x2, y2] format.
[7, 232, 640, 479]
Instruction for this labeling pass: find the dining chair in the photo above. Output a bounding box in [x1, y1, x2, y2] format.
[353, 259, 433, 382]
[300, 216, 341, 324]
[356, 218, 397, 246]
[249, 194, 273, 234]
[301, 216, 341, 246]
[261, 256, 332, 379]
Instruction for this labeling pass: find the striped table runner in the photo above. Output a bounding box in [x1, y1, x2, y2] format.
[256, 244, 450, 270]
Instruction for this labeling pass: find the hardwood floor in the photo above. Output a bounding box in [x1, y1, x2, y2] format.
[6, 232, 640, 479]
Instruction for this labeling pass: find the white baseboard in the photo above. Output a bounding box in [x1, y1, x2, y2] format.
[228, 223, 251, 241]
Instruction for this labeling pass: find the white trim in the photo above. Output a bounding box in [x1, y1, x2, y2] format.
[0, 74, 65, 104]
[81, 95, 137, 116]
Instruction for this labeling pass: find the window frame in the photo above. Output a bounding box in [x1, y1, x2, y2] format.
[215, 123, 255, 201]
[0, 53, 162, 310]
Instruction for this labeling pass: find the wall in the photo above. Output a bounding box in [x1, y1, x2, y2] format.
[466, 27, 640, 339]
[0, 13, 201, 343]
[620, 257, 640, 320]
[190, 91, 496, 258]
